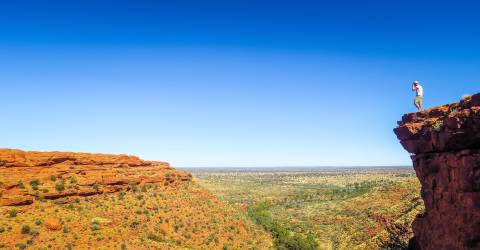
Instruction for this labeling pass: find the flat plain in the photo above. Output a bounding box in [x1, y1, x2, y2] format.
[185, 167, 423, 250]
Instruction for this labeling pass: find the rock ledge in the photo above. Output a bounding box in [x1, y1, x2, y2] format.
[394, 93, 480, 250]
[0, 149, 191, 206]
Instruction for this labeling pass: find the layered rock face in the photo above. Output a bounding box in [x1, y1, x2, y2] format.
[394, 94, 480, 250]
[0, 149, 191, 206]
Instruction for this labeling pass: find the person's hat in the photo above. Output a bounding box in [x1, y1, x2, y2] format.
[413, 80, 419, 84]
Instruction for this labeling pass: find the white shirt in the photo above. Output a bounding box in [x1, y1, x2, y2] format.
[415, 85, 423, 96]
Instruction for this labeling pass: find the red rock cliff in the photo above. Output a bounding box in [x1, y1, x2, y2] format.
[0, 149, 191, 206]
[394, 94, 480, 250]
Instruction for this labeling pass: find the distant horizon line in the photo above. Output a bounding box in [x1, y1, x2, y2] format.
[178, 165, 413, 169]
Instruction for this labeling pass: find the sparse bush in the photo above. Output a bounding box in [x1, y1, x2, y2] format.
[92, 183, 101, 192]
[130, 221, 140, 229]
[66, 243, 74, 250]
[15, 243, 26, 250]
[69, 176, 77, 185]
[8, 209, 17, 218]
[433, 120, 444, 132]
[379, 220, 412, 250]
[55, 181, 65, 193]
[119, 191, 126, 200]
[129, 182, 138, 192]
[248, 203, 318, 250]
[29, 179, 40, 190]
[35, 219, 42, 226]
[147, 233, 163, 242]
[21, 225, 31, 234]
[18, 180, 25, 189]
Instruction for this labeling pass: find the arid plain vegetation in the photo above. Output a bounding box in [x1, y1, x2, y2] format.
[0, 150, 272, 249]
[0, 181, 272, 249]
[188, 167, 423, 250]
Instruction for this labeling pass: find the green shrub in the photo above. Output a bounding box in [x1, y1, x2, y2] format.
[433, 120, 444, 132]
[15, 243, 26, 250]
[130, 221, 140, 229]
[379, 220, 412, 249]
[66, 243, 74, 250]
[147, 233, 162, 242]
[29, 179, 40, 190]
[248, 203, 318, 250]
[92, 183, 101, 192]
[35, 219, 42, 226]
[55, 181, 65, 192]
[129, 182, 138, 192]
[18, 180, 25, 189]
[119, 191, 126, 200]
[69, 176, 77, 185]
[8, 209, 17, 218]
[21, 225, 31, 234]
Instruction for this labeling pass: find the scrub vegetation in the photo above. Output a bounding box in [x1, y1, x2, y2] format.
[0, 182, 272, 249]
[189, 167, 423, 250]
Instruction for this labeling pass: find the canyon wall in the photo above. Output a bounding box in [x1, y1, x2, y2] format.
[394, 93, 480, 250]
[0, 149, 191, 206]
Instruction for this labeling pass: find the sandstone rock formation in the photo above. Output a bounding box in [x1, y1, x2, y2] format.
[0, 149, 191, 206]
[394, 93, 480, 250]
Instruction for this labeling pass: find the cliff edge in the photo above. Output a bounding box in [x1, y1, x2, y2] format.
[394, 93, 480, 250]
[0, 149, 192, 206]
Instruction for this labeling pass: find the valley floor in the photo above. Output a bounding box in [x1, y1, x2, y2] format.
[187, 167, 423, 250]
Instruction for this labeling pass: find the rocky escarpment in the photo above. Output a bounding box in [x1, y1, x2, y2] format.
[0, 149, 191, 206]
[394, 93, 480, 250]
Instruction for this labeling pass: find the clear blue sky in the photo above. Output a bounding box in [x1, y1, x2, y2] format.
[1, 1, 478, 167]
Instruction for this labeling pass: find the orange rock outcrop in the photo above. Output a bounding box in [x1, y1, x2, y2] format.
[0, 149, 191, 206]
[394, 93, 480, 250]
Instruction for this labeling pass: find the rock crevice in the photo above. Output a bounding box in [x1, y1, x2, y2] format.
[394, 93, 480, 250]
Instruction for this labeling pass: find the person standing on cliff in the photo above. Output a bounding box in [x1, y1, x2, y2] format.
[412, 80, 423, 111]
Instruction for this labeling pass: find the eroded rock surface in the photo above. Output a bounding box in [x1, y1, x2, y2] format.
[394, 93, 480, 250]
[0, 149, 191, 206]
